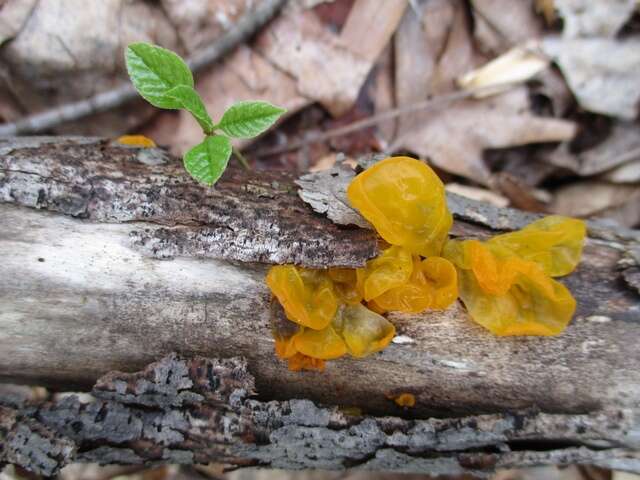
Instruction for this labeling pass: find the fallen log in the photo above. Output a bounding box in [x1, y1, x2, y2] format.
[0, 137, 639, 475]
[3, 354, 640, 477]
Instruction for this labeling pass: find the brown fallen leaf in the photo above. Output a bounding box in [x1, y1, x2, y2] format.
[256, 1, 406, 117]
[160, 0, 251, 54]
[551, 180, 640, 227]
[546, 122, 640, 176]
[255, 9, 370, 118]
[491, 171, 551, 213]
[470, 0, 542, 55]
[396, 88, 577, 184]
[372, 45, 396, 147]
[542, 36, 640, 120]
[0, 0, 179, 135]
[392, 0, 575, 184]
[394, 0, 458, 135]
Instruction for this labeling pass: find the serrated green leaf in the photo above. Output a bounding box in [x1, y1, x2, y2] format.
[217, 101, 286, 138]
[165, 85, 213, 133]
[183, 135, 232, 186]
[125, 42, 193, 110]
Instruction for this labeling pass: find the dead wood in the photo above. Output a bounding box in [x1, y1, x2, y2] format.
[2, 354, 639, 477]
[0, 137, 639, 475]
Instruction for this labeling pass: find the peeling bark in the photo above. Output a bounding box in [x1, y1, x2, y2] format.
[0, 137, 639, 474]
[0, 137, 377, 267]
[1, 354, 639, 477]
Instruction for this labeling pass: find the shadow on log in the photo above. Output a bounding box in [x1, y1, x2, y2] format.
[0, 137, 639, 474]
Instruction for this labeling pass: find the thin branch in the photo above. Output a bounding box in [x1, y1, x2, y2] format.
[252, 83, 522, 158]
[233, 146, 251, 170]
[0, 0, 287, 137]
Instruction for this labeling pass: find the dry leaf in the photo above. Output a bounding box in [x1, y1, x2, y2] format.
[491, 171, 551, 212]
[160, 0, 251, 53]
[547, 122, 640, 176]
[470, 0, 542, 54]
[542, 36, 640, 120]
[396, 88, 576, 184]
[600, 160, 640, 183]
[372, 45, 396, 146]
[255, 8, 369, 114]
[0, 0, 179, 135]
[551, 180, 640, 227]
[555, 0, 637, 38]
[394, 0, 457, 135]
[392, 0, 575, 184]
[256, 2, 405, 117]
[457, 42, 549, 97]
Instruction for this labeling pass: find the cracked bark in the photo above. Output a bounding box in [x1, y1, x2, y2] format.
[0, 137, 639, 475]
[2, 354, 639, 477]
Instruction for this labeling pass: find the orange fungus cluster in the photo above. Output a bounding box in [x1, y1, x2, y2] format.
[266, 156, 586, 371]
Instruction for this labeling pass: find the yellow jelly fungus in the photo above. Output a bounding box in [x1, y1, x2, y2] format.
[347, 156, 452, 257]
[487, 216, 586, 277]
[444, 239, 578, 336]
[117, 134, 157, 148]
[266, 265, 338, 330]
[372, 256, 458, 313]
[267, 157, 585, 371]
[293, 325, 348, 360]
[274, 334, 298, 360]
[334, 304, 396, 357]
[287, 353, 325, 372]
[328, 268, 363, 305]
[391, 393, 416, 407]
[356, 245, 413, 301]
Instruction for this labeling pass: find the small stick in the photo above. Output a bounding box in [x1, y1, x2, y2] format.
[233, 146, 251, 170]
[0, 0, 286, 137]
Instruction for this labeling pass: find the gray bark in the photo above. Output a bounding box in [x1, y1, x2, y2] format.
[2, 354, 640, 477]
[0, 137, 639, 475]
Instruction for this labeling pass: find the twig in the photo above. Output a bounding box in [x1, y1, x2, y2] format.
[252, 84, 519, 158]
[0, 0, 287, 137]
[233, 146, 251, 170]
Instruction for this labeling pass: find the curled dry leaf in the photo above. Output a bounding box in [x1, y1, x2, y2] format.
[542, 36, 640, 120]
[457, 43, 549, 97]
[600, 160, 640, 184]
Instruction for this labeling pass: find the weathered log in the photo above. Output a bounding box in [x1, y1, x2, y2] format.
[0, 137, 639, 474]
[2, 354, 640, 477]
